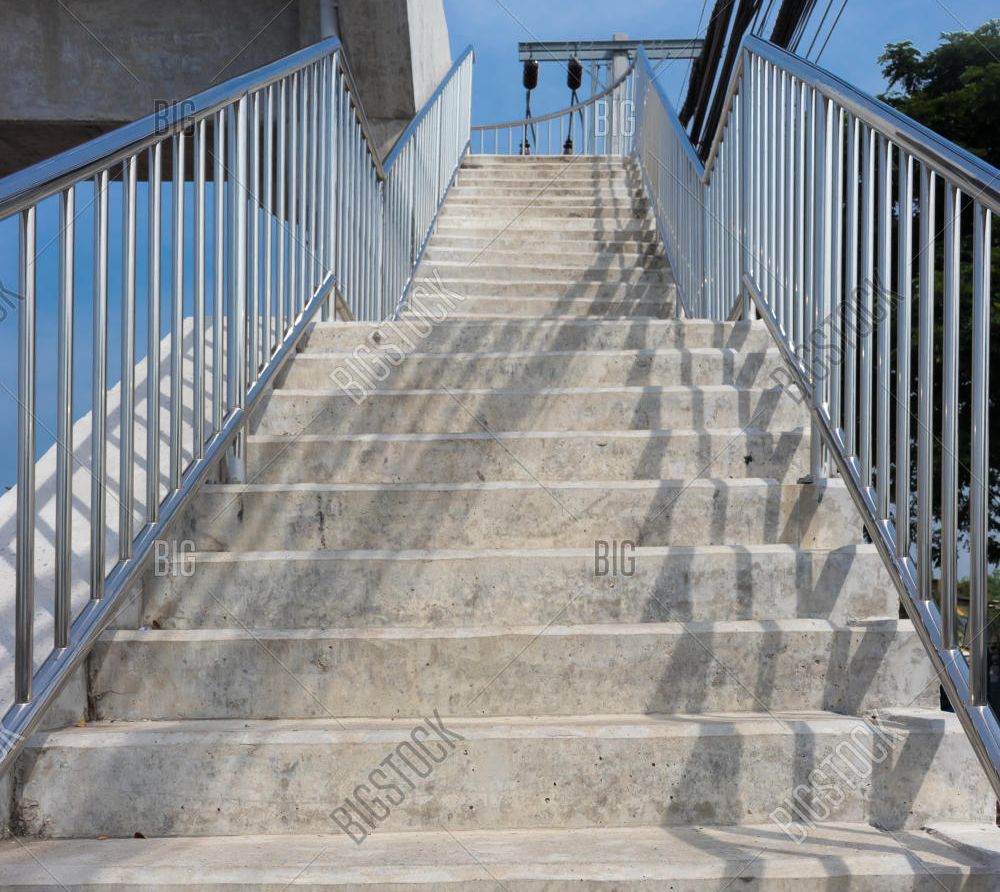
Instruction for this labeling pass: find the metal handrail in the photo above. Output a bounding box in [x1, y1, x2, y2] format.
[632, 35, 1000, 797]
[471, 62, 637, 156]
[0, 38, 473, 777]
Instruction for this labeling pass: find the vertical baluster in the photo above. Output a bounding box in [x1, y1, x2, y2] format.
[859, 125, 874, 491]
[288, 72, 299, 322]
[147, 142, 162, 521]
[940, 182, 960, 649]
[829, 106, 844, 443]
[794, 80, 806, 352]
[91, 169, 109, 600]
[120, 158, 137, 561]
[277, 78, 287, 341]
[194, 120, 206, 461]
[55, 186, 75, 648]
[249, 90, 260, 383]
[895, 151, 913, 557]
[309, 63, 320, 302]
[15, 205, 37, 703]
[843, 115, 859, 458]
[875, 135, 892, 518]
[969, 202, 991, 703]
[916, 166, 935, 602]
[298, 70, 309, 317]
[317, 61, 329, 319]
[231, 95, 249, 475]
[213, 111, 225, 436]
[264, 83, 275, 355]
[170, 131, 185, 491]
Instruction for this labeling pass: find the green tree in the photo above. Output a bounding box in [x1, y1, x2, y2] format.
[877, 23, 1000, 569]
[878, 21, 1000, 167]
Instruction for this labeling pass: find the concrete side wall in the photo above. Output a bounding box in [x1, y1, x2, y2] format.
[0, 0, 452, 172]
[0, 0, 302, 122]
[407, 0, 452, 110]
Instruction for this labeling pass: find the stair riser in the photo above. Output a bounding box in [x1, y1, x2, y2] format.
[252, 387, 809, 435]
[437, 208, 651, 222]
[144, 546, 896, 629]
[88, 620, 935, 722]
[243, 429, 809, 483]
[433, 228, 656, 244]
[446, 191, 646, 203]
[449, 187, 644, 199]
[422, 248, 666, 268]
[18, 717, 978, 838]
[407, 280, 674, 299]
[404, 297, 675, 318]
[418, 266, 670, 285]
[426, 237, 661, 256]
[456, 171, 635, 183]
[178, 481, 860, 551]
[302, 320, 775, 353]
[280, 351, 788, 391]
[435, 222, 654, 237]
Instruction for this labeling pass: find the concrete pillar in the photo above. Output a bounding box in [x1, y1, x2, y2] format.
[0, 0, 450, 174]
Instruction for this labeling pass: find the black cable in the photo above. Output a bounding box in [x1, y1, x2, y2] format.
[814, 0, 848, 63]
[803, 0, 836, 58]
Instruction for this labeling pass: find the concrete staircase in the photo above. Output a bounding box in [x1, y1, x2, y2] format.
[3, 154, 1000, 888]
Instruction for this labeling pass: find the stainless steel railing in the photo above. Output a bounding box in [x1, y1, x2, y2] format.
[0, 38, 473, 775]
[472, 62, 636, 156]
[632, 37, 1000, 795]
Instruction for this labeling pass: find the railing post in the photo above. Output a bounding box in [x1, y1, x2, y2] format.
[740, 51, 751, 318]
[225, 94, 249, 483]
[15, 206, 36, 704]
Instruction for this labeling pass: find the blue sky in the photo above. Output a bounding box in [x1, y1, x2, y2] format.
[443, 0, 999, 125]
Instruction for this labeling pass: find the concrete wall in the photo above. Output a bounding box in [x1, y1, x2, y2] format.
[0, 0, 451, 173]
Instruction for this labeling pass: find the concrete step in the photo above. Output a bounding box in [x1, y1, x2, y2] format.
[457, 168, 635, 182]
[143, 544, 896, 630]
[437, 206, 651, 222]
[279, 349, 787, 391]
[407, 278, 673, 299]
[418, 262, 669, 284]
[5, 822, 1000, 889]
[462, 156, 633, 168]
[432, 225, 656, 242]
[443, 199, 648, 214]
[16, 711, 985, 839]
[422, 244, 666, 266]
[88, 619, 935, 721]
[427, 234, 661, 254]
[252, 384, 809, 436]
[177, 479, 860, 552]
[242, 428, 809, 483]
[449, 185, 643, 199]
[434, 218, 653, 235]
[403, 295, 675, 319]
[301, 319, 775, 354]
[446, 192, 646, 206]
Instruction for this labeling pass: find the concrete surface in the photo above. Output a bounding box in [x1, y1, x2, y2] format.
[0, 0, 451, 172]
[3, 152, 998, 888]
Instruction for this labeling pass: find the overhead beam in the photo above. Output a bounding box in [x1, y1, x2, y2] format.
[518, 39, 703, 62]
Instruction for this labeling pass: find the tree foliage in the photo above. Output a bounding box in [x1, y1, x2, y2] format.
[878, 21, 1000, 167]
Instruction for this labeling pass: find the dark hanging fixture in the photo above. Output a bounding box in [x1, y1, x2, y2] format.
[563, 57, 584, 155]
[521, 59, 539, 155]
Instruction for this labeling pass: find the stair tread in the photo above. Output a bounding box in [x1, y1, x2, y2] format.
[3, 822, 998, 886]
[247, 426, 804, 442]
[102, 616, 910, 643]
[198, 476, 829, 492]
[27, 708, 959, 745]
